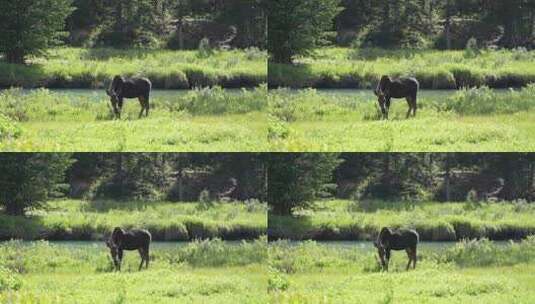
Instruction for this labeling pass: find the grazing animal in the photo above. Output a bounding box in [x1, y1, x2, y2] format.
[374, 227, 419, 271]
[106, 76, 152, 119]
[373, 76, 419, 119]
[106, 227, 151, 271]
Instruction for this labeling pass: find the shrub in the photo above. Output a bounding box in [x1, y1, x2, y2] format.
[0, 265, 22, 292]
[0, 113, 21, 140]
[197, 38, 214, 58]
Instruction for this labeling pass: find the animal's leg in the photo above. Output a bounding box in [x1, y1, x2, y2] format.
[117, 98, 124, 119]
[413, 247, 417, 269]
[117, 249, 123, 271]
[385, 249, 391, 271]
[405, 97, 413, 119]
[385, 97, 391, 120]
[138, 248, 145, 270]
[405, 248, 412, 270]
[411, 95, 418, 117]
[138, 97, 145, 119]
[145, 245, 150, 268]
[111, 101, 120, 119]
[144, 94, 150, 117]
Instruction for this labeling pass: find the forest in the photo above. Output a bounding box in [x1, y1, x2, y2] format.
[268, 153, 535, 239]
[0, 153, 267, 240]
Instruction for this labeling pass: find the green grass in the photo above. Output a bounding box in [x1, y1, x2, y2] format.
[0, 87, 269, 152]
[269, 47, 535, 89]
[0, 199, 267, 241]
[0, 47, 267, 89]
[0, 239, 267, 303]
[267, 87, 535, 152]
[268, 238, 535, 303]
[269, 200, 535, 241]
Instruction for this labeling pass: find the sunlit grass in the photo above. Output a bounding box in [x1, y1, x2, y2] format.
[268, 238, 535, 303]
[0, 199, 267, 241]
[268, 87, 535, 152]
[0, 239, 268, 303]
[269, 200, 535, 241]
[0, 47, 267, 89]
[0, 87, 269, 152]
[269, 47, 535, 89]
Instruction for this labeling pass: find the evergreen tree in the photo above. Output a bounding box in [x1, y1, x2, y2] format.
[0, 154, 73, 215]
[268, 0, 341, 63]
[0, 0, 74, 63]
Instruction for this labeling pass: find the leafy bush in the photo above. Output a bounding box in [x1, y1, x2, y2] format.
[0, 265, 22, 292]
[197, 38, 214, 58]
[0, 113, 21, 140]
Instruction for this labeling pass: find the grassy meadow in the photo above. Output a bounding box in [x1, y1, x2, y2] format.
[268, 86, 535, 152]
[269, 200, 535, 241]
[268, 238, 535, 303]
[0, 199, 267, 241]
[0, 47, 267, 89]
[269, 48, 535, 89]
[0, 86, 269, 152]
[0, 239, 267, 303]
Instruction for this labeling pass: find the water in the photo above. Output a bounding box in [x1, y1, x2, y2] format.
[314, 89, 512, 101]
[276, 240, 511, 253]
[12, 88, 247, 103]
[8, 240, 245, 250]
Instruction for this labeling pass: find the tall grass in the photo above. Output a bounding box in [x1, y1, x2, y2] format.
[269, 85, 535, 120]
[0, 48, 267, 89]
[0, 239, 267, 303]
[0, 200, 267, 241]
[269, 200, 535, 241]
[269, 47, 535, 89]
[0, 86, 268, 123]
[267, 86, 535, 151]
[268, 239, 535, 303]
[0, 87, 269, 152]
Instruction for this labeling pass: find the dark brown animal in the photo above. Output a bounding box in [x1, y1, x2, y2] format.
[106, 227, 151, 271]
[374, 76, 419, 119]
[374, 227, 418, 271]
[106, 76, 151, 119]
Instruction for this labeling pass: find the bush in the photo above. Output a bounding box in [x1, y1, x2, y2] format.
[0, 265, 22, 292]
[197, 38, 214, 58]
[464, 38, 481, 59]
[0, 113, 21, 140]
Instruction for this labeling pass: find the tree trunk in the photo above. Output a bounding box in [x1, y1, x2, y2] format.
[445, 155, 451, 202]
[271, 201, 292, 216]
[445, 0, 452, 50]
[6, 49, 25, 64]
[5, 201, 25, 216]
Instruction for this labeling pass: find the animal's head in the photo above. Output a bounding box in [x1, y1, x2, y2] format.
[106, 76, 124, 107]
[374, 76, 391, 115]
[373, 240, 387, 269]
[105, 238, 120, 268]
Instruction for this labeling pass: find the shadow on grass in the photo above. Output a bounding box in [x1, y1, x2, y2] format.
[268, 62, 379, 89]
[81, 48, 160, 61]
[82, 200, 155, 212]
[268, 213, 316, 241]
[0, 214, 46, 240]
[0, 61, 47, 88]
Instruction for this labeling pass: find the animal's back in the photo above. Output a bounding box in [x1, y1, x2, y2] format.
[390, 229, 419, 249]
[122, 229, 151, 249]
[121, 77, 151, 98]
